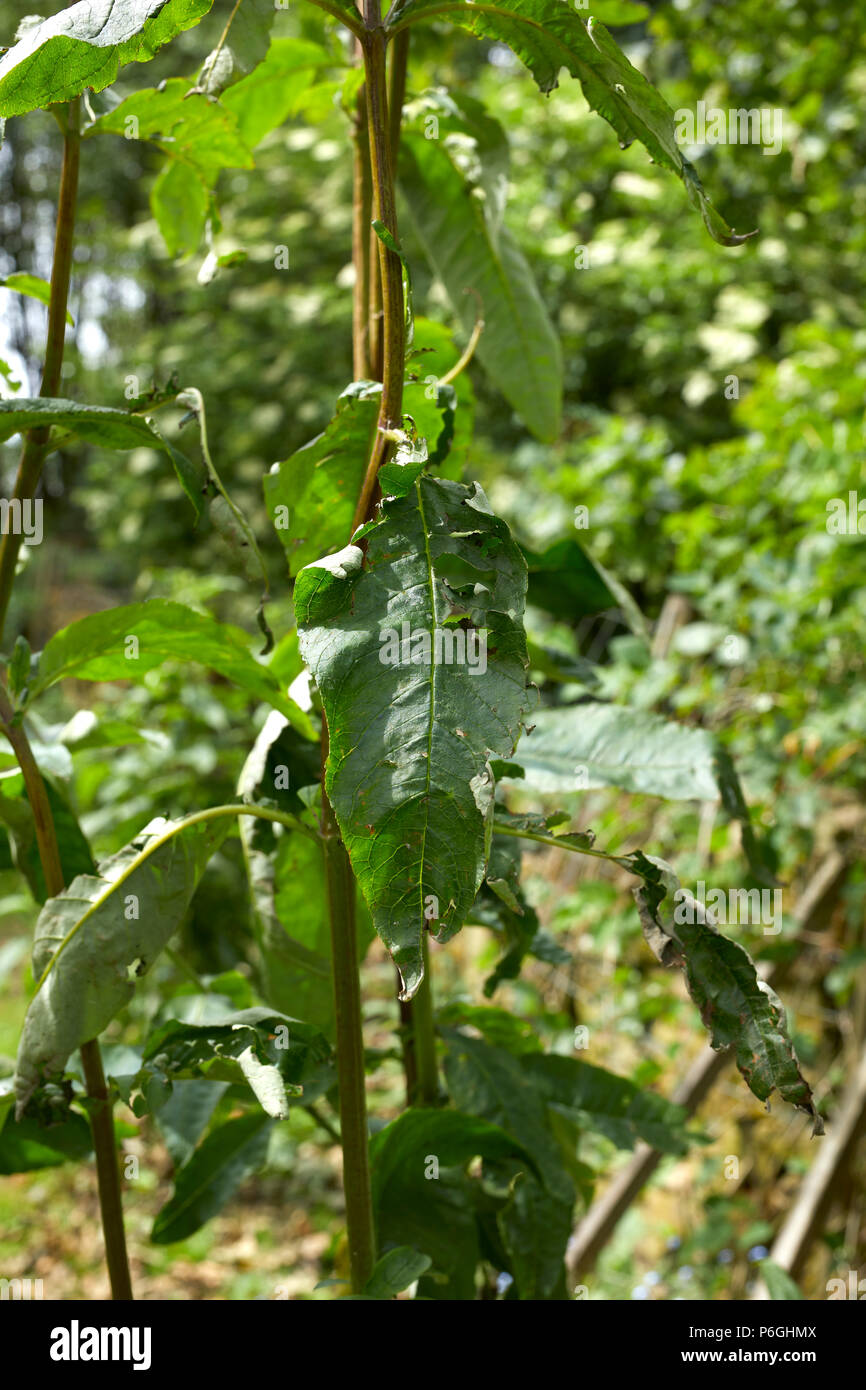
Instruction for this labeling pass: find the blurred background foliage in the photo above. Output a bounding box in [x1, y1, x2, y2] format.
[0, 0, 863, 1299]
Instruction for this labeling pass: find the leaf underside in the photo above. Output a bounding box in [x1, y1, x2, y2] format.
[14, 815, 230, 1113]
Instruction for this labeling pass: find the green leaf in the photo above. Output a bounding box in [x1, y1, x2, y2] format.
[86, 79, 255, 256]
[0, 775, 95, 903]
[405, 317, 476, 479]
[632, 854, 823, 1133]
[442, 1033, 575, 1299]
[151, 1111, 272, 1243]
[150, 158, 210, 258]
[501, 702, 720, 799]
[0, 0, 216, 117]
[0, 355, 21, 391]
[265, 378, 465, 577]
[13, 813, 233, 1112]
[370, 1107, 538, 1299]
[154, 1078, 228, 1169]
[0, 1107, 92, 1173]
[296, 477, 535, 998]
[442, 1033, 573, 1203]
[437, 1001, 543, 1055]
[86, 78, 254, 169]
[1, 273, 74, 326]
[498, 1176, 573, 1300]
[191, 0, 275, 97]
[761, 1259, 803, 1301]
[372, 219, 415, 351]
[520, 1053, 690, 1154]
[140, 1006, 331, 1118]
[399, 99, 562, 441]
[390, 5, 752, 245]
[500, 706, 775, 883]
[522, 537, 620, 624]
[264, 381, 379, 577]
[364, 1247, 432, 1299]
[238, 712, 374, 1038]
[8, 633, 31, 698]
[0, 395, 178, 448]
[0, 397, 204, 519]
[221, 37, 331, 148]
[27, 599, 313, 736]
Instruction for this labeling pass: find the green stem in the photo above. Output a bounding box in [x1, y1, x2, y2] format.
[0, 686, 133, 1300]
[493, 820, 633, 868]
[321, 766, 376, 1292]
[352, 42, 373, 381]
[0, 98, 80, 647]
[388, 30, 410, 164]
[79, 1039, 134, 1301]
[352, 4, 406, 531]
[411, 934, 439, 1104]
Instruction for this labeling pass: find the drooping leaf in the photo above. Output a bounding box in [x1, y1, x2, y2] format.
[388, 4, 754, 245]
[26, 599, 313, 736]
[0, 273, 74, 326]
[0, 397, 205, 518]
[0, 0, 216, 117]
[632, 853, 823, 1133]
[399, 99, 562, 441]
[0, 1107, 92, 1173]
[153, 1078, 228, 1169]
[296, 477, 535, 998]
[370, 1107, 538, 1300]
[14, 814, 232, 1112]
[139, 1006, 332, 1118]
[191, 0, 275, 97]
[151, 1111, 272, 1243]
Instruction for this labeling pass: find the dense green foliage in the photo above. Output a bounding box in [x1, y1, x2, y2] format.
[0, 0, 862, 1303]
